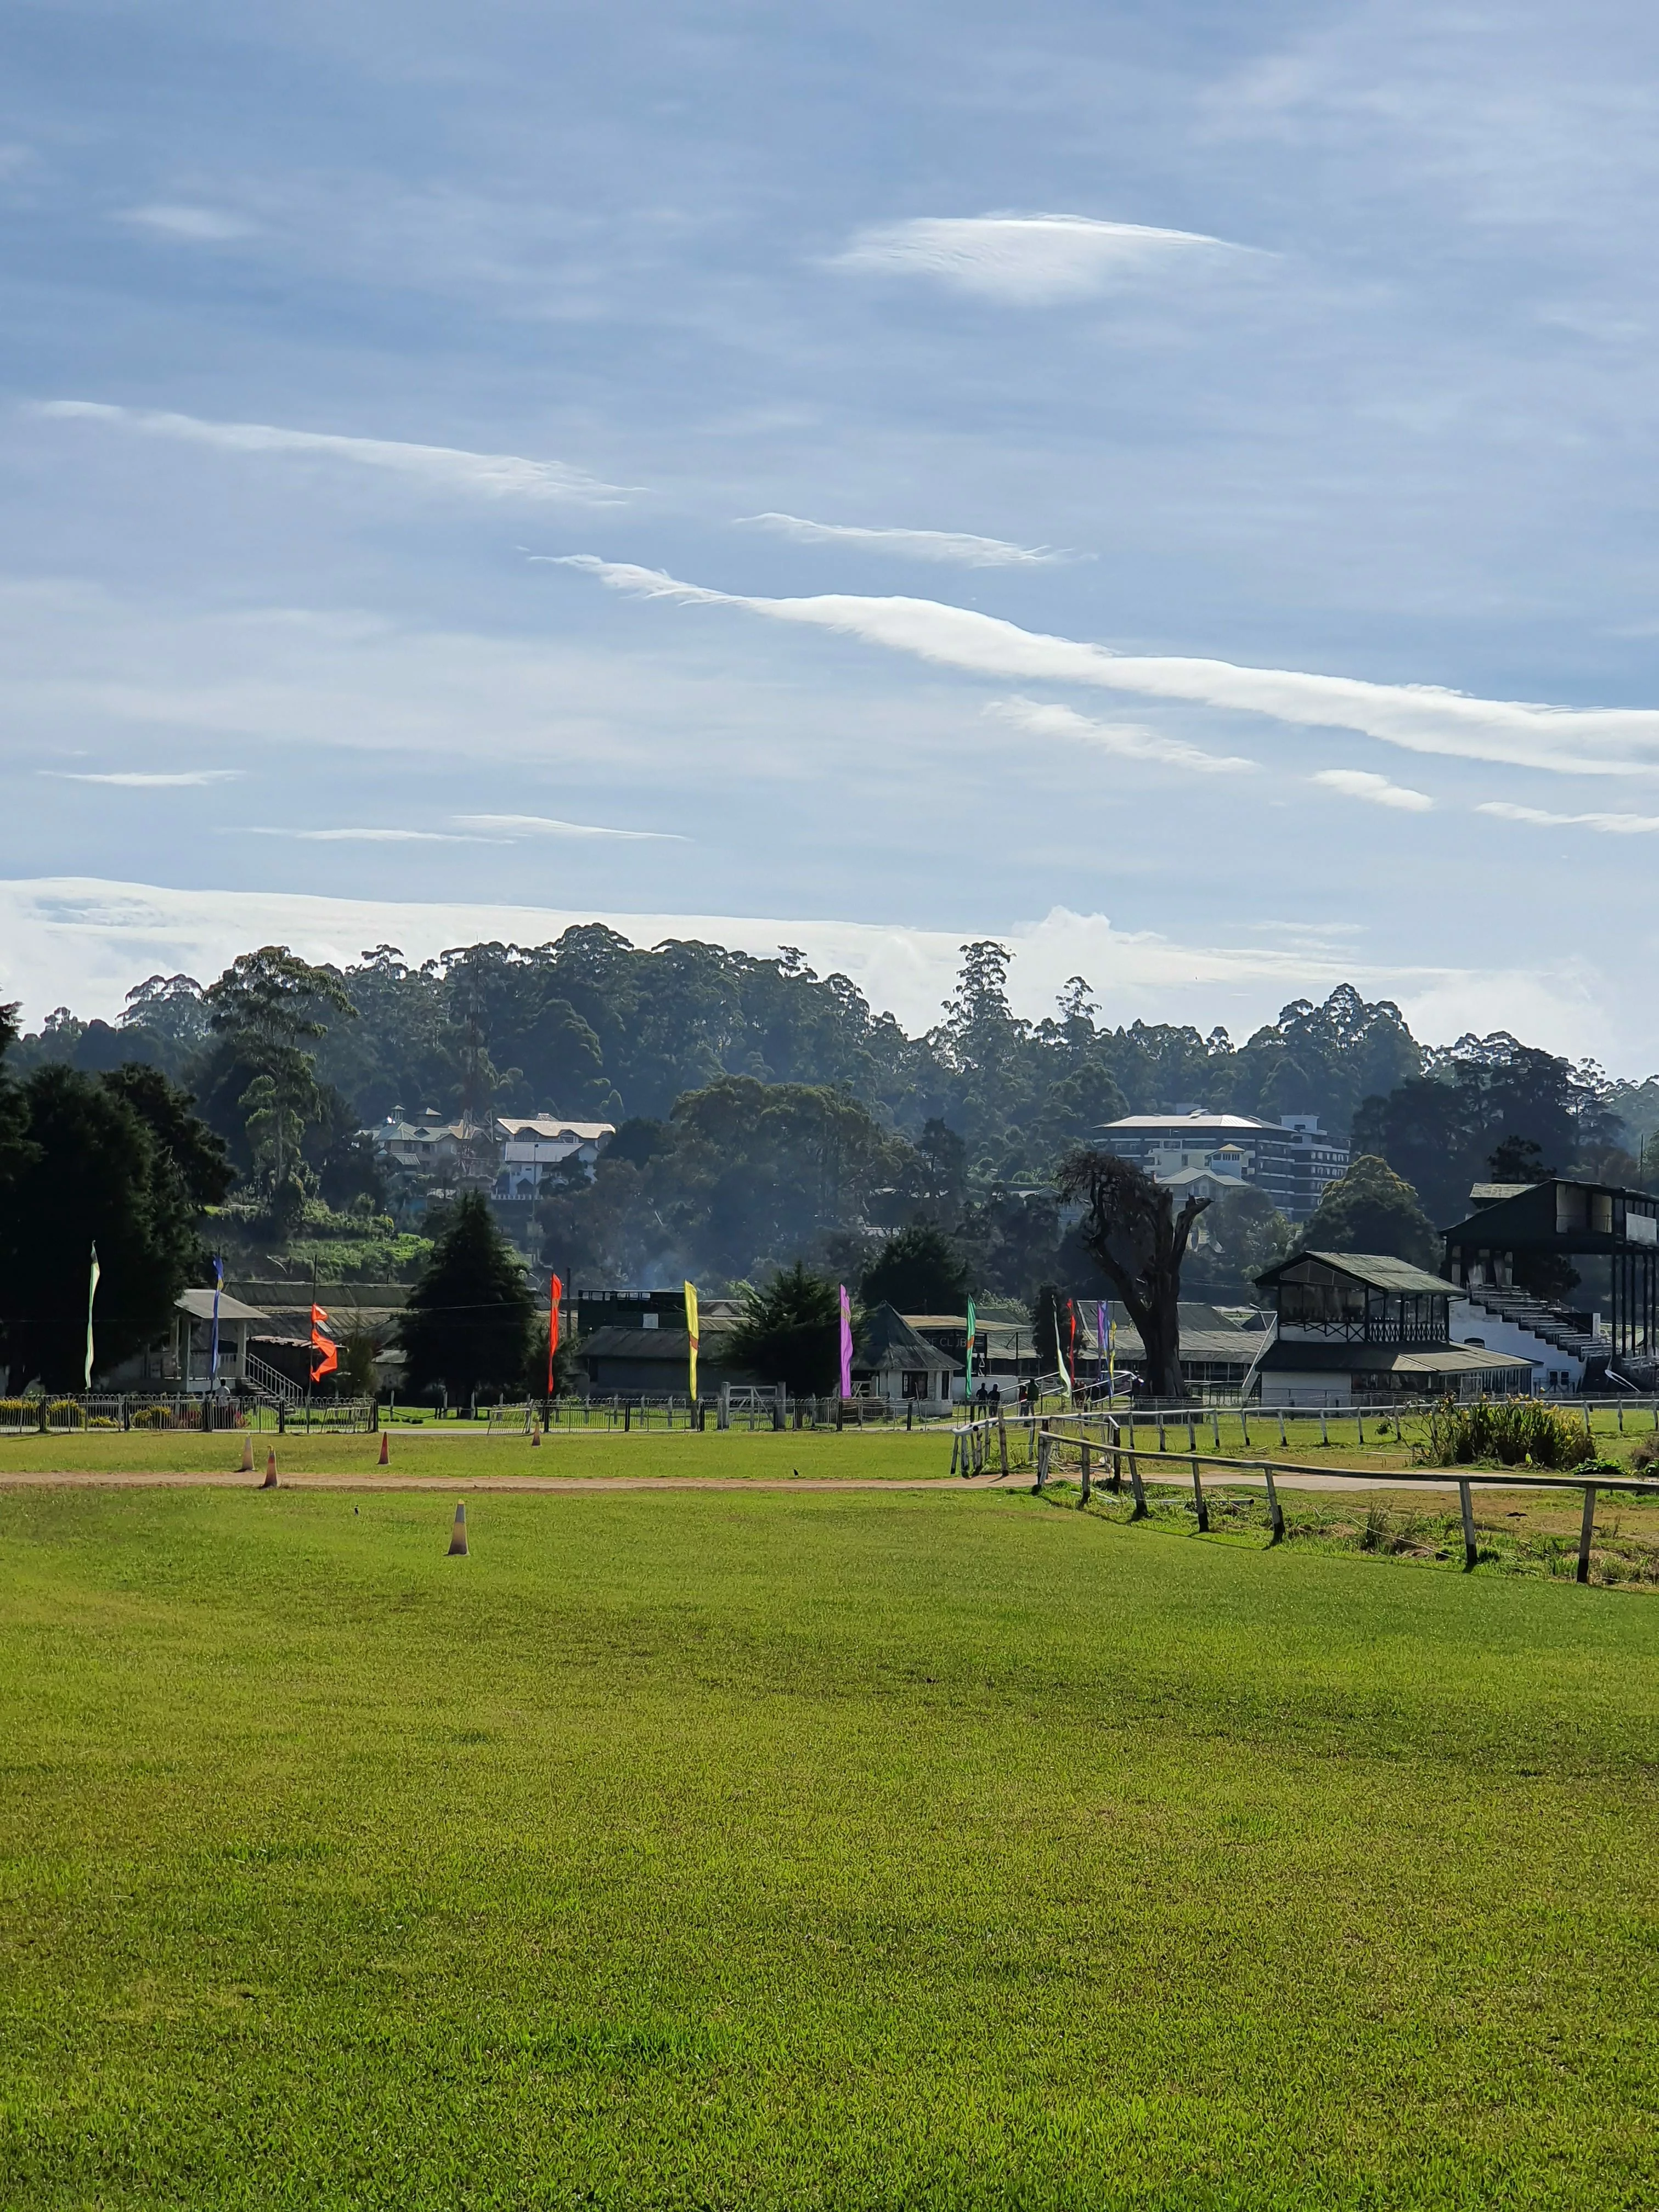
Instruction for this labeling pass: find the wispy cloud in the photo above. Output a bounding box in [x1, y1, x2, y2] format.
[1479, 802, 1659, 833]
[243, 827, 493, 844]
[556, 557, 1659, 779]
[993, 697, 1255, 775]
[43, 768, 242, 788]
[455, 813, 687, 842]
[735, 512, 1070, 568]
[1313, 768, 1433, 812]
[39, 401, 628, 505]
[830, 213, 1251, 303]
[120, 202, 257, 242]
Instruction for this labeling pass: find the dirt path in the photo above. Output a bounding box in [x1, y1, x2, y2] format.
[0, 1467, 1513, 1496]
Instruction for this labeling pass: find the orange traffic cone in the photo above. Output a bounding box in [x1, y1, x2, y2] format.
[378, 1429, 390, 1466]
[448, 1502, 468, 1556]
[263, 1448, 279, 1489]
[239, 1433, 254, 1474]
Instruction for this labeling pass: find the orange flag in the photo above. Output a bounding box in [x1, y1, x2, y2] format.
[310, 1303, 338, 1384]
[548, 1272, 563, 1396]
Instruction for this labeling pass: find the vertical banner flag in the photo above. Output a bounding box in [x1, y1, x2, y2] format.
[84, 1242, 100, 1387]
[965, 1297, 976, 1402]
[1062, 1296, 1076, 1401]
[548, 1272, 563, 1397]
[1096, 1300, 1108, 1392]
[310, 1303, 338, 1384]
[838, 1283, 854, 1400]
[210, 1254, 225, 1385]
[685, 1281, 699, 1402]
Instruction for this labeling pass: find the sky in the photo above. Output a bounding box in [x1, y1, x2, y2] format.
[4, 0, 1659, 1065]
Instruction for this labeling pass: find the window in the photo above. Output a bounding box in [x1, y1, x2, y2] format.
[901, 1370, 929, 1398]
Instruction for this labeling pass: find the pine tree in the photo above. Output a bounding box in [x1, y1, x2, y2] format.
[399, 1194, 534, 1403]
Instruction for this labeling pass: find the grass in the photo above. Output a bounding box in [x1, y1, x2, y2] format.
[4, 1484, 1659, 2207]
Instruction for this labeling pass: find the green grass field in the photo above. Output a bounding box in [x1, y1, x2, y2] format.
[4, 1483, 1659, 2208]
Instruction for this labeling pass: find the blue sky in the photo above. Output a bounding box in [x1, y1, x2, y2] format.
[5, 0, 1659, 1063]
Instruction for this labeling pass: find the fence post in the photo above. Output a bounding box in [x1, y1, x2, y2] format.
[1262, 1462, 1284, 1544]
[719, 1384, 730, 1431]
[1127, 1441, 1147, 1519]
[1458, 1479, 1477, 1572]
[1320, 1410, 1328, 1447]
[1079, 1440, 1092, 1504]
[1356, 1409, 1365, 1446]
[950, 1429, 960, 1476]
[774, 1385, 786, 1432]
[1240, 1404, 1250, 1448]
[998, 1411, 1009, 1478]
[1278, 1412, 1287, 1448]
[1156, 1412, 1166, 1453]
[624, 1401, 631, 1432]
[1212, 1409, 1221, 1449]
[1107, 1415, 1121, 1493]
[1036, 1429, 1049, 1489]
[1189, 1455, 1209, 1532]
[834, 1396, 844, 1432]
[1577, 1486, 1597, 1584]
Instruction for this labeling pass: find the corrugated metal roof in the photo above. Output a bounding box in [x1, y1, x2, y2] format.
[1260, 1251, 1453, 1297]
[176, 1289, 272, 1324]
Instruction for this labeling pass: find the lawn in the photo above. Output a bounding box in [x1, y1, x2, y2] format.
[3, 1485, 1658, 2208]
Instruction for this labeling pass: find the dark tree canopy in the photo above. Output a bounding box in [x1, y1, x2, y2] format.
[860, 1223, 970, 1313]
[399, 1193, 535, 1401]
[726, 1263, 841, 1395]
[1295, 1155, 1439, 1272]
[0, 1065, 211, 1388]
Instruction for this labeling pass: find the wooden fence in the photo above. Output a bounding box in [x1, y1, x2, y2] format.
[949, 1406, 1659, 1584]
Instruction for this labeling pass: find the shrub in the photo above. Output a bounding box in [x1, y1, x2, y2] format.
[1415, 1396, 1596, 1470]
[1631, 1433, 1659, 1472]
[46, 1398, 86, 1429]
[131, 1404, 175, 1430]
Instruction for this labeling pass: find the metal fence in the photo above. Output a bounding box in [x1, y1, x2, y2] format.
[0, 1394, 377, 1435]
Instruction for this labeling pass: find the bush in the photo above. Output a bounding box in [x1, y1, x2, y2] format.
[46, 1398, 86, 1429]
[131, 1405, 174, 1430]
[1415, 1396, 1596, 1470]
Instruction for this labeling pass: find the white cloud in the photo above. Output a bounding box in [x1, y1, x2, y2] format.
[830, 213, 1249, 303]
[992, 697, 1256, 775]
[244, 827, 492, 844]
[0, 876, 1625, 1064]
[38, 400, 627, 505]
[1479, 801, 1659, 833]
[455, 813, 686, 841]
[1313, 768, 1434, 811]
[735, 512, 1069, 568]
[120, 202, 257, 242]
[558, 556, 1659, 779]
[43, 768, 242, 788]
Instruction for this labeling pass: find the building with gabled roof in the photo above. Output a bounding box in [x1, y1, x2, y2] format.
[1251, 1249, 1533, 1406]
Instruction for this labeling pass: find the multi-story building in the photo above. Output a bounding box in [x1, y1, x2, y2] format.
[1096, 1109, 1349, 1222]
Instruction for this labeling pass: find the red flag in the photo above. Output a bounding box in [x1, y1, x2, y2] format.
[310, 1302, 338, 1384]
[1063, 1296, 1077, 1389]
[547, 1273, 563, 1396]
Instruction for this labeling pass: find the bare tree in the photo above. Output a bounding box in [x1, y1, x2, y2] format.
[1057, 1149, 1211, 1401]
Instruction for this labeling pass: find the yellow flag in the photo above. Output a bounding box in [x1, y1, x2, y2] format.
[684, 1280, 699, 1402]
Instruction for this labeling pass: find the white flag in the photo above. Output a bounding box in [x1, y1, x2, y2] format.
[84, 1242, 101, 1387]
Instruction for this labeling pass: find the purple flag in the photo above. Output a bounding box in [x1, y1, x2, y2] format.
[838, 1283, 854, 1399]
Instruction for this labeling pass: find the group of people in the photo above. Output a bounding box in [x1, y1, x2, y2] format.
[969, 1373, 1145, 1413]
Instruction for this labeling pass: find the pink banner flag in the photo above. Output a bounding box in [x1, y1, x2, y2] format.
[838, 1283, 854, 1399]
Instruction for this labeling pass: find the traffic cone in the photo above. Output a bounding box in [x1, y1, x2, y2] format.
[448, 1502, 468, 1556]
[531, 1420, 541, 1447]
[239, 1433, 254, 1474]
[263, 1448, 279, 1489]
[378, 1429, 390, 1466]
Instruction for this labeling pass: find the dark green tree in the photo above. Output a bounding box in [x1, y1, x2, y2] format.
[0, 1063, 213, 1387]
[861, 1222, 970, 1313]
[1297, 1155, 1439, 1271]
[727, 1262, 840, 1394]
[399, 1193, 535, 1402]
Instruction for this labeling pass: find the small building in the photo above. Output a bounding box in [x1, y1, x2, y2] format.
[172, 1289, 273, 1392]
[493, 1117, 615, 1201]
[1252, 1250, 1533, 1406]
[854, 1304, 957, 1406]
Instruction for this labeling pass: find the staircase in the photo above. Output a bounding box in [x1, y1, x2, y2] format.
[244, 1350, 303, 1408]
[1460, 1284, 1605, 1365]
